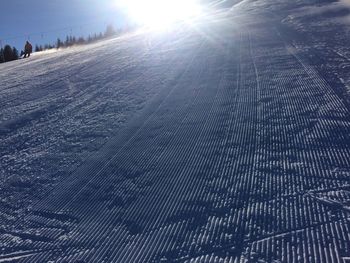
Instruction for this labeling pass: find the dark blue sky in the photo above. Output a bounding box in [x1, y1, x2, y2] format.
[0, 0, 127, 50]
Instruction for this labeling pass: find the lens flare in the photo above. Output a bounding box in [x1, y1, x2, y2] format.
[117, 0, 202, 29]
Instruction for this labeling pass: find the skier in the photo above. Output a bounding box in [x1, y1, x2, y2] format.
[23, 41, 32, 58]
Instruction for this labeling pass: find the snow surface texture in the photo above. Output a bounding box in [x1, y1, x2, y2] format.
[1, 0, 350, 262]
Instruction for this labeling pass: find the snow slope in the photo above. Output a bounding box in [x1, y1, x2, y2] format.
[1, 0, 350, 262]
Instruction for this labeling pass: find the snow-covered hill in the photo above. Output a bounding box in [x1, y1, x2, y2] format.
[1, 0, 350, 262]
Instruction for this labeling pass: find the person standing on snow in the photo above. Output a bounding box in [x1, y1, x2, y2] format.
[23, 41, 33, 58]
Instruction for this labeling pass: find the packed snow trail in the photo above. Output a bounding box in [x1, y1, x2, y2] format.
[1, 0, 350, 262]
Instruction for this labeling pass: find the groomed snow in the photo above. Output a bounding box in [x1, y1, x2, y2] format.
[1, 0, 350, 262]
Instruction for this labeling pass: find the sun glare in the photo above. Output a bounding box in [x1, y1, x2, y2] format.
[117, 0, 202, 29]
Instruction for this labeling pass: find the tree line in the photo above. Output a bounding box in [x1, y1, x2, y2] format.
[1, 24, 123, 64]
[0, 45, 19, 63]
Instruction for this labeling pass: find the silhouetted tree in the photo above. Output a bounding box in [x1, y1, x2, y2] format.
[56, 38, 63, 49]
[3, 45, 14, 62]
[64, 35, 78, 47]
[65, 36, 71, 47]
[12, 47, 19, 60]
[0, 48, 4, 63]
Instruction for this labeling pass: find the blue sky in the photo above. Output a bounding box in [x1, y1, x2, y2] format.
[0, 0, 127, 50]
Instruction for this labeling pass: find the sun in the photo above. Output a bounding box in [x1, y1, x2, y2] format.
[117, 0, 202, 29]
